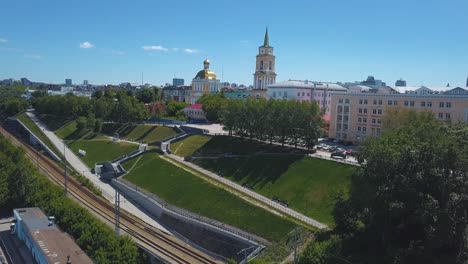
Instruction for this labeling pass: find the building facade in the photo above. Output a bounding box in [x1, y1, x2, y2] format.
[267, 80, 347, 114]
[329, 86, 468, 143]
[253, 28, 276, 89]
[184, 104, 206, 120]
[173, 78, 184, 86]
[65, 78, 72, 86]
[187, 59, 221, 104]
[162, 85, 190, 102]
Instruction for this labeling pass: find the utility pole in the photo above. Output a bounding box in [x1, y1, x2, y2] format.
[115, 189, 121, 235]
[294, 226, 298, 264]
[63, 143, 68, 195]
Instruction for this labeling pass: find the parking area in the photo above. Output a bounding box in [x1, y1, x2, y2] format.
[0, 218, 34, 264]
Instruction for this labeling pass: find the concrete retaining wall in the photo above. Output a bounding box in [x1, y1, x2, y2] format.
[110, 179, 263, 262]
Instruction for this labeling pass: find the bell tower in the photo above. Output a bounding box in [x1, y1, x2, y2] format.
[253, 27, 276, 89]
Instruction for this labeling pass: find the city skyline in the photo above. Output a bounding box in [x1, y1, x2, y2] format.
[1, 0, 468, 87]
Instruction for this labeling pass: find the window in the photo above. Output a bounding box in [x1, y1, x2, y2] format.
[363, 127, 367, 133]
[394, 100, 398, 106]
[345, 99, 350, 104]
[377, 119, 381, 124]
[438, 113, 443, 119]
[358, 108, 362, 113]
[358, 117, 362, 122]
[373, 99, 377, 105]
[372, 118, 376, 124]
[427, 101, 432, 107]
[378, 109, 382, 115]
[358, 126, 361, 131]
[446, 102, 452, 108]
[364, 109, 368, 114]
[404, 101, 409, 106]
[378, 99, 382, 105]
[269, 61, 272, 70]
[339, 98, 343, 103]
[364, 99, 368, 104]
[421, 101, 426, 107]
[344, 106, 349, 113]
[363, 118, 367, 123]
[439, 102, 445, 108]
[284, 91, 288, 97]
[410, 101, 415, 107]
[297, 92, 300, 96]
[359, 99, 363, 104]
[343, 124, 348, 130]
[445, 113, 451, 119]
[302, 92, 305, 96]
[260, 60, 264, 70]
[337, 123, 342, 129]
[373, 109, 377, 114]
[388, 100, 393, 105]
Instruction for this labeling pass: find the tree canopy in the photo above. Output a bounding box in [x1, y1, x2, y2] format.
[329, 112, 468, 264]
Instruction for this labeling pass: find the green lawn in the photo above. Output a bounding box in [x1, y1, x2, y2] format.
[122, 153, 295, 242]
[68, 139, 137, 168]
[101, 123, 178, 143]
[171, 135, 212, 157]
[16, 112, 62, 158]
[193, 156, 355, 226]
[192, 136, 308, 157]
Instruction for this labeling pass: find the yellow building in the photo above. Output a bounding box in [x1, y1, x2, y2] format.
[253, 27, 276, 89]
[187, 59, 221, 104]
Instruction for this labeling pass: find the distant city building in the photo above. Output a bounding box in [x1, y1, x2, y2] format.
[172, 78, 184, 86]
[65, 78, 72, 86]
[395, 79, 407, 87]
[12, 207, 93, 264]
[253, 28, 276, 89]
[184, 104, 206, 120]
[329, 86, 468, 143]
[187, 59, 221, 104]
[466, 76, 468, 87]
[267, 80, 347, 114]
[224, 89, 268, 100]
[21, 78, 32, 86]
[361, 76, 386, 88]
[0, 78, 14, 85]
[162, 85, 191, 102]
[83, 80, 89, 85]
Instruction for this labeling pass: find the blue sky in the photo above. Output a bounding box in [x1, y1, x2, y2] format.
[1, 0, 467, 87]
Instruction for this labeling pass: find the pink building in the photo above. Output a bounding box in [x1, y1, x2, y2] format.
[183, 104, 206, 120]
[329, 86, 468, 143]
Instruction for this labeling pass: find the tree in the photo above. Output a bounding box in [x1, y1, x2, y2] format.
[166, 100, 188, 117]
[197, 93, 228, 122]
[334, 113, 468, 263]
[135, 88, 156, 104]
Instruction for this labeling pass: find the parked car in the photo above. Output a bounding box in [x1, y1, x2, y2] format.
[331, 151, 347, 159]
[345, 149, 353, 155]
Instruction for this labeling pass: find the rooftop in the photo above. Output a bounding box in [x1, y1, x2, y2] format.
[14, 208, 93, 264]
[185, 103, 203, 110]
[268, 80, 346, 90]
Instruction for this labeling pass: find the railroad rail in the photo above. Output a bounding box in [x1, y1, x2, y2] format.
[0, 126, 221, 264]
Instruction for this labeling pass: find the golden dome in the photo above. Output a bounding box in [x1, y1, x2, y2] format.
[194, 70, 217, 80]
[194, 58, 217, 80]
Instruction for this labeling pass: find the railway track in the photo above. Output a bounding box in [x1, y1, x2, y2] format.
[0, 127, 221, 264]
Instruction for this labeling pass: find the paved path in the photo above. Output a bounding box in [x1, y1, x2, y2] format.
[165, 154, 328, 230]
[25, 112, 170, 234]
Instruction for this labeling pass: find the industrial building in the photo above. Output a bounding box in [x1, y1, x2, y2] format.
[12, 207, 93, 264]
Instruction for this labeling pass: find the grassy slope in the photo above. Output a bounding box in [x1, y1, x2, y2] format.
[16, 112, 62, 157]
[171, 135, 212, 157]
[68, 139, 137, 168]
[123, 153, 295, 242]
[55, 121, 98, 140]
[191, 136, 355, 226]
[101, 123, 177, 143]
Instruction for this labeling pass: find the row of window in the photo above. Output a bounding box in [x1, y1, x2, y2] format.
[437, 113, 451, 119]
[297, 92, 310, 97]
[358, 108, 383, 115]
[272, 91, 288, 98]
[356, 127, 381, 135]
[338, 98, 350, 104]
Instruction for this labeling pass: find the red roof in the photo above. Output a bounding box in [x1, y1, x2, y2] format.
[186, 104, 203, 110]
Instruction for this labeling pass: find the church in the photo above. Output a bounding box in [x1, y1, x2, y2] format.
[253, 28, 277, 89]
[187, 59, 221, 104]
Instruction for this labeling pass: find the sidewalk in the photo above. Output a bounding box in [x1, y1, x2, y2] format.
[165, 154, 328, 230]
[25, 112, 170, 234]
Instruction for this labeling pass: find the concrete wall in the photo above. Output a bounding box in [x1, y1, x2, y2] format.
[110, 179, 262, 262]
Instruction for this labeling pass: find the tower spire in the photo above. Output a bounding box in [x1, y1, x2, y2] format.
[264, 26, 269, 47]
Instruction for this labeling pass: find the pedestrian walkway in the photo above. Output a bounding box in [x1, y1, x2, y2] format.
[165, 154, 328, 230]
[24, 112, 170, 234]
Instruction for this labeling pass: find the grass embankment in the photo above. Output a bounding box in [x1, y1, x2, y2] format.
[37, 114, 71, 130]
[190, 136, 355, 226]
[171, 135, 212, 157]
[16, 112, 62, 157]
[68, 139, 137, 168]
[122, 153, 295, 242]
[102, 123, 178, 143]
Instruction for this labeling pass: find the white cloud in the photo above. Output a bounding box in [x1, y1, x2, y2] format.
[24, 54, 41, 59]
[183, 48, 198, 54]
[142, 45, 168, 51]
[79, 41, 95, 49]
[0, 38, 7, 43]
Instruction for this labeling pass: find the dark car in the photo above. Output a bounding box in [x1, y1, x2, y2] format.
[331, 151, 347, 159]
